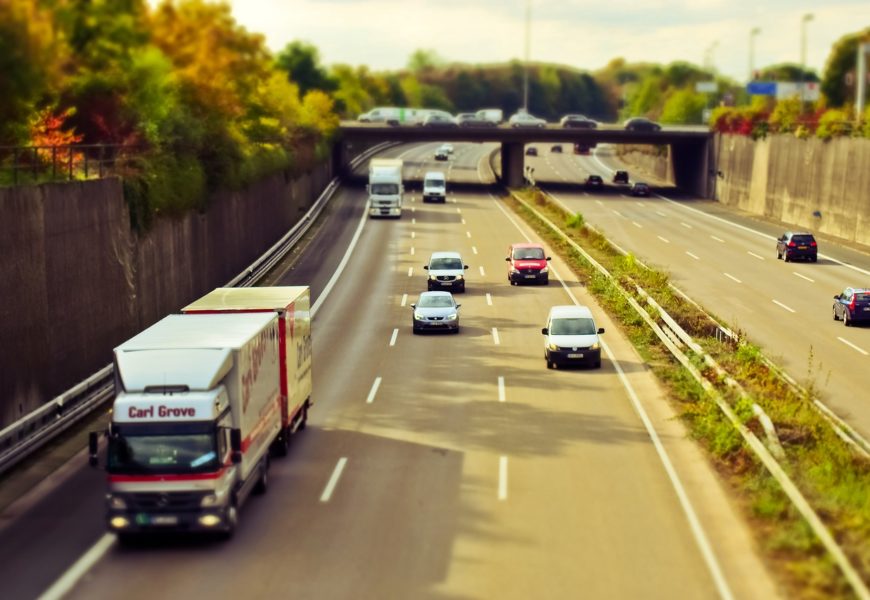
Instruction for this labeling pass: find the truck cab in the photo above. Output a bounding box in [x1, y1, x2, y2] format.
[368, 158, 404, 217]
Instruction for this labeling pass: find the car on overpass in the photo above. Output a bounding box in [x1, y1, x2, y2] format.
[456, 113, 496, 128]
[422, 113, 458, 128]
[411, 291, 461, 334]
[509, 111, 547, 128]
[624, 117, 662, 132]
[832, 287, 870, 326]
[560, 114, 598, 129]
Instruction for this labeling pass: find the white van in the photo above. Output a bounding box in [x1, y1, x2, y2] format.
[476, 108, 504, 124]
[541, 305, 604, 369]
[423, 171, 446, 203]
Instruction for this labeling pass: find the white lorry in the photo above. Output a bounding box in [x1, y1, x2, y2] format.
[476, 108, 504, 125]
[90, 303, 311, 539]
[358, 107, 426, 125]
[368, 158, 404, 217]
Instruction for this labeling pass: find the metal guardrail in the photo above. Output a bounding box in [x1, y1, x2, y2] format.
[0, 144, 142, 185]
[0, 141, 396, 477]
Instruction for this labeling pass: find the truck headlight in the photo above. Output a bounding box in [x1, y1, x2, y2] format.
[548, 343, 559, 351]
[456, 275, 464, 280]
[590, 342, 600, 350]
[429, 275, 438, 281]
[107, 495, 127, 510]
[541, 266, 549, 274]
[200, 493, 220, 508]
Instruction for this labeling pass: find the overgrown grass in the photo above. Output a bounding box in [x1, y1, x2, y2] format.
[507, 188, 870, 598]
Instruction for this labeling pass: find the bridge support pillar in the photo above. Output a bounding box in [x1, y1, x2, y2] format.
[500, 142, 526, 188]
[332, 140, 349, 177]
[671, 138, 713, 198]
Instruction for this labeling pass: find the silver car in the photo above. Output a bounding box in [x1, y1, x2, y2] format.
[411, 292, 461, 334]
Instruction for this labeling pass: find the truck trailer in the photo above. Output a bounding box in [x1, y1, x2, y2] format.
[368, 158, 404, 217]
[90, 310, 306, 539]
[182, 286, 312, 455]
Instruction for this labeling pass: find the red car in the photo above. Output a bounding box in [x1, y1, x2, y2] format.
[506, 243, 551, 285]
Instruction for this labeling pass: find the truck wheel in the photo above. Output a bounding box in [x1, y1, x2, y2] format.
[221, 501, 238, 540]
[272, 431, 289, 457]
[253, 460, 269, 495]
[299, 402, 308, 431]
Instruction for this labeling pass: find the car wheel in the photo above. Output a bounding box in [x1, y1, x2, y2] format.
[253, 458, 269, 495]
[453, 327, 460, 335]
[412, 325, 420, 334]
[541, 278, 549, 286]
[844, 312, 851, 327]
[776, 250, 781, 260]
[458, 284, 465, 293]
[220, 500, 239, 540]
[812, 256, 818, 263]
[550, 361, 558, 370]
[833, 306, 839, 321]
[594, 360, 601, 369]
[783, 253, 790, 263]
[546, 360, 553, 370]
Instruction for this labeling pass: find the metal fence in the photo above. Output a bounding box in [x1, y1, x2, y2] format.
[0, 144, 142, 185]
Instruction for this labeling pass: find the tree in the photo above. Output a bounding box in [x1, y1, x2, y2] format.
[408, 49, 443, 74]
[821, 27, 870, 107]
[275, 41, 336, 96]
[659, 89, 706, 124]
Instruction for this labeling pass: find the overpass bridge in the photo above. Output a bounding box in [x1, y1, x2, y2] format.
[336, 122, 715, 197]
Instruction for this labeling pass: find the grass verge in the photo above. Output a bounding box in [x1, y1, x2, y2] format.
[508, 187, 870, 599]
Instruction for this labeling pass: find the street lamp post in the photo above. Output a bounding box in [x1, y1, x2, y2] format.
[523, 0, 531, 112]
[749, 27, 761, 82]
[800, 13, 814, 101]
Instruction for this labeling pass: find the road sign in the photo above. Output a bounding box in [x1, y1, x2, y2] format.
[776, 82, 820, 101]
[747, 81, 776, 96]
[695, 81, 718, 93]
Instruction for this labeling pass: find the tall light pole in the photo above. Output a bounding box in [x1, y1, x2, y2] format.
[523, 0, 531, 112]
[704, 40, 719, 74]
[749, 27, 761, 82]
[800, 13, 814, 100]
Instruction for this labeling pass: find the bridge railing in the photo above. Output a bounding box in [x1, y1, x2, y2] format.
[0, 144, 142, 186]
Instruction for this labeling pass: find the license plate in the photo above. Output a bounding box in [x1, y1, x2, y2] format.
[441, 282, 453, 286]
[798, 246, 807, 250]
[525, 275, 536, 279]
[864, 307, 870, 312]
[380, 210, 389, 214]
[567, 353, 584, 358]
[151, 515, 179, 526]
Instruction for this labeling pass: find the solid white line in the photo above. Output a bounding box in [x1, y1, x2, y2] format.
[498, 376, 505, 402]
[724, 272, 742, 284]
[37, 534, 116, 600]
[389, 328, 398, 347]
[632, 221, 643, 228]
[657, 236, 670, 244]
[320, 457, 348, 502]
[401, 293, 408, 307]
[410, 247, 415, 256]
[466, 231, 472, 238]
[486, 293, 493, 306]
[472, 246, 479, 255]
[366, 377, 382, 404]
[680, 222, 693, 229]
[492, 328, 500, 345]
[747, 251, 764, 260]
[837, 337, 869, 356]
[407, 267, 413, 277]
[793, 272, 815, 283]
[498, 456, 508, 501]
[603, 337, 735, 600]
[772, 299, 796, 313]
[710, 235, 725, 243]
[479, 266, 486, 276]
[311, 194, 369, 317]
[686, 251, 700, 260]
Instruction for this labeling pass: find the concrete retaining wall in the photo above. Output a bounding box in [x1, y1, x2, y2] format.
[0, 161, 332, 426]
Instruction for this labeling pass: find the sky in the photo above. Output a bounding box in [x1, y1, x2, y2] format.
[220, 0, 870, 82]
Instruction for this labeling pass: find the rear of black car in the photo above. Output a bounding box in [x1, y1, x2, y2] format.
[783, 233, 817, 262]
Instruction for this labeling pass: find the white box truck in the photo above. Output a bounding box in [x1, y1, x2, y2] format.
[368, 158, 404, 217]
[182, 286, 312, 455]
[423, 171, 447, 203]
[90, 311, 302, 539]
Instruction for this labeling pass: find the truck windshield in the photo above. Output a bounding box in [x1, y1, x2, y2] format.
[371, 183, 399, 195]
[429, 258, 463, 270]
[513, 248, 545, 260]
[107, 422, 220, 475]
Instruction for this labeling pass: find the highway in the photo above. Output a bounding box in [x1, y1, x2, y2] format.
[523, 143, 870, 443]
[1, 142, 781, 599]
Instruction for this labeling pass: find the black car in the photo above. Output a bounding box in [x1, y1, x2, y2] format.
[574, 144, 591, 155]
[631, 182, 650, 196]
[776, 232, 817, 262]
[585, 175, 603, 189]
[561, 115, 598, 129]
[833, 287, 870, 326]
[613, 170, 629, 184]
[526, 147, 538, 156]
[624, 117, 662, 132]
[551, 145, 563, 153]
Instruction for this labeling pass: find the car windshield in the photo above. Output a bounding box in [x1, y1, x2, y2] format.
[514, 248, 545, 260]
[791, 235, 815, 244]
[550, 317, 596, 336]
[371, 183, 398, 194]
[107, 423, 219, 475]
[419, 295, 454, 308]
[430, 258, 462, 270]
